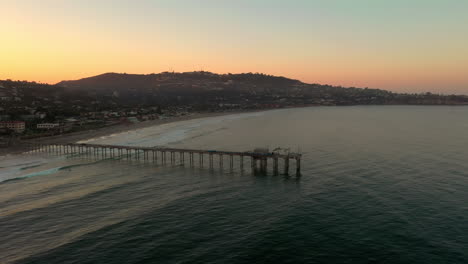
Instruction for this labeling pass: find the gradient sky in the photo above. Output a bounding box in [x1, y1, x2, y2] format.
[1, 0, 467, 94]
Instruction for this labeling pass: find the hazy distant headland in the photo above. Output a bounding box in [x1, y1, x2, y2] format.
[1, 71, 468, 141]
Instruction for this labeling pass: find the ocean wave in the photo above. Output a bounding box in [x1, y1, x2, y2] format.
[77, 111, 265, 147]
[0, 159, 112, 184]
[0, 161, 40, 169]
[2, 167, 62, 183]
[20, 164, 43, 170]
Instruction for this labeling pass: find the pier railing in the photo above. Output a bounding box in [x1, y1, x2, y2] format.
[28, 143, 302, 176]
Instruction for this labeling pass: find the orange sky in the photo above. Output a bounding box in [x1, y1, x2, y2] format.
[1, 0, 467, 94]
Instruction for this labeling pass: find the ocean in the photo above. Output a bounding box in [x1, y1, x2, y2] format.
[1, 106, 467, 263]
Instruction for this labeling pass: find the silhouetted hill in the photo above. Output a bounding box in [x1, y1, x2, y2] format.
[2, 71, 467, 119]
[58, 73, 159, 91]
[57, 71, 303, 96]
[56, 71, 468, 107]
[2, 72, 467, 132]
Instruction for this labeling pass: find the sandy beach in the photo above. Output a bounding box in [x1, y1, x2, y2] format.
[0, 111, 253, 156]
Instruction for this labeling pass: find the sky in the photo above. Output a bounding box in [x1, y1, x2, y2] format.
[0, 0, 467, 94]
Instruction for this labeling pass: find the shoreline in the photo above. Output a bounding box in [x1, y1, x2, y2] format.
[0, 110, 261, 157]
[3, 104, 467, 157]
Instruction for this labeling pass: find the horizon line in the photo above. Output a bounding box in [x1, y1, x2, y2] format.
[1, 71, 467, 96]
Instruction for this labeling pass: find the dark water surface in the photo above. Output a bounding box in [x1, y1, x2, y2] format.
[1, 106, 468, 263]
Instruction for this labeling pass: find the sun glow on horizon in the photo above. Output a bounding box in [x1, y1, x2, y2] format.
[1, 0, 467, 94]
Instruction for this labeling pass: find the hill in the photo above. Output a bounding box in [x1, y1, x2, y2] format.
[56, 71, 468, 107]
[2, 71, 468, 134]
[1, 71, 468, 122]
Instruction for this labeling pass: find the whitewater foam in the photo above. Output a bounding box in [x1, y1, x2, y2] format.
[78, 111, 265, 147]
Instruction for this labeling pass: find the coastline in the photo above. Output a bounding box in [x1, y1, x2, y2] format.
[4, 104, 464, 157]
[0, 110, 261, 157]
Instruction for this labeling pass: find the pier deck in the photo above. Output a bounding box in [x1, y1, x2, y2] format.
[30, 143, 302, 176]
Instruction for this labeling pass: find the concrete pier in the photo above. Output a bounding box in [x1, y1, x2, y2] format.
[29, 143, 302, 176]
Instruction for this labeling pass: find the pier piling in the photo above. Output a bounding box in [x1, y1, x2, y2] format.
[31, 143, 302, 176]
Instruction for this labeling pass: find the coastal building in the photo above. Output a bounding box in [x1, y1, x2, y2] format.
[0, 121, 26, 133]
[37, 123, 60, 129]
[0, 95, 11, 101]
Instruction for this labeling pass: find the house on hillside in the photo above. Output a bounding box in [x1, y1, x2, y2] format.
[37, 123, 60, 129]
[0, 121, 26, 133]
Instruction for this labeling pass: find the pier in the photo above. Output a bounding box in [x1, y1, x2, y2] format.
[29, 143, 302, 176]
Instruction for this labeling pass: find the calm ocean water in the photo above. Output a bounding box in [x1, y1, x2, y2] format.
[1, 106, 468, 264]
